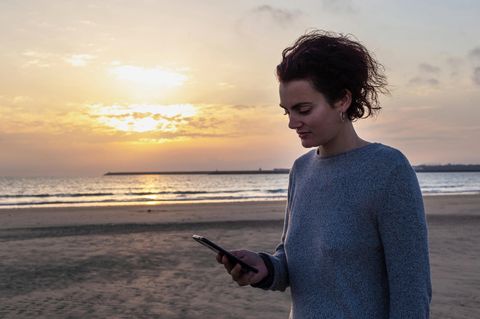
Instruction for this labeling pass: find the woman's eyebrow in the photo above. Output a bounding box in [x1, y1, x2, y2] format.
[279, 102, 312, 110]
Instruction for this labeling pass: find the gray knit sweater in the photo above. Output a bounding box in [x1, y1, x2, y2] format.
[258, 143, 431, 318]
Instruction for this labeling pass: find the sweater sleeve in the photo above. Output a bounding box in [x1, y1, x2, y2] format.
[253, 168, 294, 292]
[377, 160, 432, 318]
[266, 217, 290, 291]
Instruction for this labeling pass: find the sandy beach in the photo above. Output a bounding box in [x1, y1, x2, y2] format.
[0, 196, 479, 318]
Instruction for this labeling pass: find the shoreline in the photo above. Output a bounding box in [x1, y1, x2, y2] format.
[1, 192, 479, 209]
[0, 200, 288, 230]
[1, 192, 479, 210]
[0, 194, 479, 231]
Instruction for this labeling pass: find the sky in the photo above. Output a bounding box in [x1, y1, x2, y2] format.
[1, 0, 479, 176]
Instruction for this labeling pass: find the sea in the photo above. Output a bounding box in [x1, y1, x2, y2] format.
[0, 172, 480, 209]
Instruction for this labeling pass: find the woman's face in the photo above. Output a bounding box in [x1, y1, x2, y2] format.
[279, 79, 345, 148]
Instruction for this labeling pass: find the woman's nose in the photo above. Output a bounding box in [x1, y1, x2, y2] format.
[288, 114, 302, 129]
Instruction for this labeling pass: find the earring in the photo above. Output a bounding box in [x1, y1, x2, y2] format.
[339, 112, 345, 123]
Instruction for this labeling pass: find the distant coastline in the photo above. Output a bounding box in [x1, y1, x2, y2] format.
[104, 165, 480, 176]
[104, 168, 291, 175]
[413, 164, 480, 172]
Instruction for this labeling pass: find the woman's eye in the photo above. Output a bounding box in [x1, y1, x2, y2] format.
[282, 107, 310, 115]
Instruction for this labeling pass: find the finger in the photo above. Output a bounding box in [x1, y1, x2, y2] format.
[216, 253, 223, 264]
[224, 263, 233, 274]
[232, 251, 250, 261]
[236, 271, 254, 286]
[230, 263, 243, 281]
[229, 250, 244, 258]
[222, 255, 234, 273]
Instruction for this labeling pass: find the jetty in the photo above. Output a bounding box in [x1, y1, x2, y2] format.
[104, 168, 291, 176]
[104, 165, 480, 176]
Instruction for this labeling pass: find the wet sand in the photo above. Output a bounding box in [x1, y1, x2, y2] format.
[0, 196, 479, 318]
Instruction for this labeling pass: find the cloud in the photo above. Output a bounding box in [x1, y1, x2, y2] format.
[408, 76, 439, 86]
[252, 5, 302, 26]
[445, 57, 465, 77]
[464, 47, 480, 86]
[232, 104, 256, 110]
[0, 95, 32, 106]
[21, 51, 92, 69]
[407, 62, 442, 88]
[237, 5, 302, 31]
[79, 20, 97, 26]
[321, 0, 356, 13]
[446, 57, 463, 68]
[473, 67, 480, 86]
[468, 47, 480, 63]
[65, 54, 95, 67]
[21, 50, 55, 68]
[418, 63, 441, 74]
[185, 116, 225, 130]
[217, 82, 236, 89]
[88, 104, 198, 133]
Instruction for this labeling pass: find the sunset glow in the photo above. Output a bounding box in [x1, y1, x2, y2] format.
[91, 104, 198, 133]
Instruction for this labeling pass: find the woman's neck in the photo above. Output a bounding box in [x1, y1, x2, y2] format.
[317, 122, 369, 158]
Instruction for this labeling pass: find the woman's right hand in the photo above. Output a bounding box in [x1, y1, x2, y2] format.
[216, 250, 268, 286]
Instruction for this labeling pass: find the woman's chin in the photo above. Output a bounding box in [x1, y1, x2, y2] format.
[300, 139, 317, 148]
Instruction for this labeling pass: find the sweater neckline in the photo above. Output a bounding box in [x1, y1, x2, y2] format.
[315, 142, 380, 161]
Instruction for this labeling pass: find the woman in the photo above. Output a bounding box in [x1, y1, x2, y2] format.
[216, 30, 432, 318]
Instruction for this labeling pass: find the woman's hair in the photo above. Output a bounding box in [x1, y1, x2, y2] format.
[276, 30, 388, 120]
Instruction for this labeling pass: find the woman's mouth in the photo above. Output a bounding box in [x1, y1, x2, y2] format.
[297, 132, 310, 139]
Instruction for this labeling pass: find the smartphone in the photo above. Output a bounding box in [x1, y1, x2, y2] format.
[192, 234, 259, 273]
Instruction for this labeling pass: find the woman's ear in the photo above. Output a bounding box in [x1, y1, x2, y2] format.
[334, 89, 352, 112]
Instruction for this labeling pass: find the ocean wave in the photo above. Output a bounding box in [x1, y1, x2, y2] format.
[0, 189, 261, 199]
[422, 189, 480, 195]
[0, 192, 115, 199]
[266, 189, 287, 193]
[0, 194, 287, 208]
[421, 184, 463, 189]
[129, 189, 247, 196]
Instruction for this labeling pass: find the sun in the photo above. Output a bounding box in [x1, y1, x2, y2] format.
[91, 104, 197, 133]
[92, 65, 195, 134]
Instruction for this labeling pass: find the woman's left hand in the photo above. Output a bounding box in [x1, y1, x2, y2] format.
[216, 250, 268, 286]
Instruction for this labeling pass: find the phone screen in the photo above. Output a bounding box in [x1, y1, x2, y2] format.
[192, 234, 259, 273]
